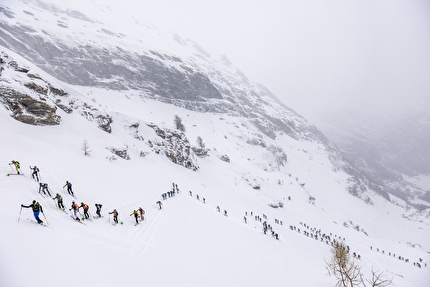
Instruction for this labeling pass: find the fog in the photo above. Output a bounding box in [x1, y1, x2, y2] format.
[6, 0, 430, 124]
[105, 0, 430, 124]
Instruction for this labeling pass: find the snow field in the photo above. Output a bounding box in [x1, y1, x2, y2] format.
[0, 68, 429, 286]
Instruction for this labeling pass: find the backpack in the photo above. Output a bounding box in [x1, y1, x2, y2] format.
[34, 202, 40, 211]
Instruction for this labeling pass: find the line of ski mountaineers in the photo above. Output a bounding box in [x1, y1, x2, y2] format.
[11, 160, 428, 266]
[288, 221, 427, 269]
[11, 160, 179, 225]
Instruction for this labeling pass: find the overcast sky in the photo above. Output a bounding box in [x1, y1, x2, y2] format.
[11, 0, 430, 124]
[103, 0, 430, 123]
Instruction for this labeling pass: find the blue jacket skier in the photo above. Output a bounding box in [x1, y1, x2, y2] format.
[21, 200, 43, 224]
[63, 181, 74, 196]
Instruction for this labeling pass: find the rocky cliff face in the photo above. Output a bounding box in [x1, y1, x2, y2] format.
[0, 52, 62, 126]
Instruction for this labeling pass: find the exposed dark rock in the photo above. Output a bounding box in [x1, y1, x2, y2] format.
[147, 123, 199, 171]
[8, 60, 29, 73]
[107, 147, 130, 160]
[96, 115, 113, 133]
[219, 154, 230, 163]
[48, 84, 67, 96]
[191, 146, 208, 158]
[0, 88, 60, 125]
[24, 82, 48, 95]
[269, 202, 283, 208]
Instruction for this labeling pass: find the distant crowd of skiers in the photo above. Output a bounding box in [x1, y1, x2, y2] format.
[370, 246, 427, 268]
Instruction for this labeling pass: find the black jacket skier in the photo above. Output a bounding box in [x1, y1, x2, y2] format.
[130, 210, 139, 224]
[39, 183, 51, 196]
[95, 204, 102, 217]
[53, 193, 64, 210]
[109, 209, 119, 224]
[79, 202, 90, 219]
[30, 166, 40, 181]
[22, 200, 43, 224]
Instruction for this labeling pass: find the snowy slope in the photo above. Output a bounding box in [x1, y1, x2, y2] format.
[0, 61, 429, 286]
[0, 1, 429, 286]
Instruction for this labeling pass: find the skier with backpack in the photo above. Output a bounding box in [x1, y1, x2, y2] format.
[30, 166, 40, 181]
[21, 200, 44, 224]
[53, 193, 65, 210]
[156, 201, 162, 210]
[39, 183, 51, 196]
[95, 203, 103, 217]
[130, 210, 139, 225]
[79, 202, 90, 220]
[138, 207, 145, 220]
[109, 209, 119, 224]
[9, 160, 21, 174]
[69, 201, 80, 221]
[63, 181, 74, 196]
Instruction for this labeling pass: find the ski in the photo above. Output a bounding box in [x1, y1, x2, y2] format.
[27, 218, 48, 227]
[70, 215, 86, 225]
[6, 173, 24, 177]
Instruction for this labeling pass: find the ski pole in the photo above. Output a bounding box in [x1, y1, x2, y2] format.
[18, 206, 22, 222]
[42, 211, 49, 225]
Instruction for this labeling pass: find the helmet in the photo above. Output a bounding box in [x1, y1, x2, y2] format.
[32, 200, 36, 204]
[72, 201, 75, 204]
[81, 202, 84, 205]
[39, 183, 42, 186]
[56, 193, 59, 196]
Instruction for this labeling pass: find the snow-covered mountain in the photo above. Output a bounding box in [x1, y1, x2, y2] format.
[0, 1, 429, 286]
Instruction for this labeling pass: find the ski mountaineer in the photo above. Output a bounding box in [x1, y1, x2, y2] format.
[130, 210, 139, 224]
[156, 201, 162, 210]
[9, 160, 21, 174]
[39, 183, 51, 196]
[109, 209, 119, 224]
[30, 166, 40, 181]
[138, 207, 145, 220]
[21, 200, 44, 224]
[63, 181, 74, 196]
[79, 202, 90, 220]
[69, 201, 80, 221]
[95, 203, 102, 217]
[53, 193, 65, 210]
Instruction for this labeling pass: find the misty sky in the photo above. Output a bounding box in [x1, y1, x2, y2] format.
[112, 0, 430, 123]
[7, 0, 430, 124]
